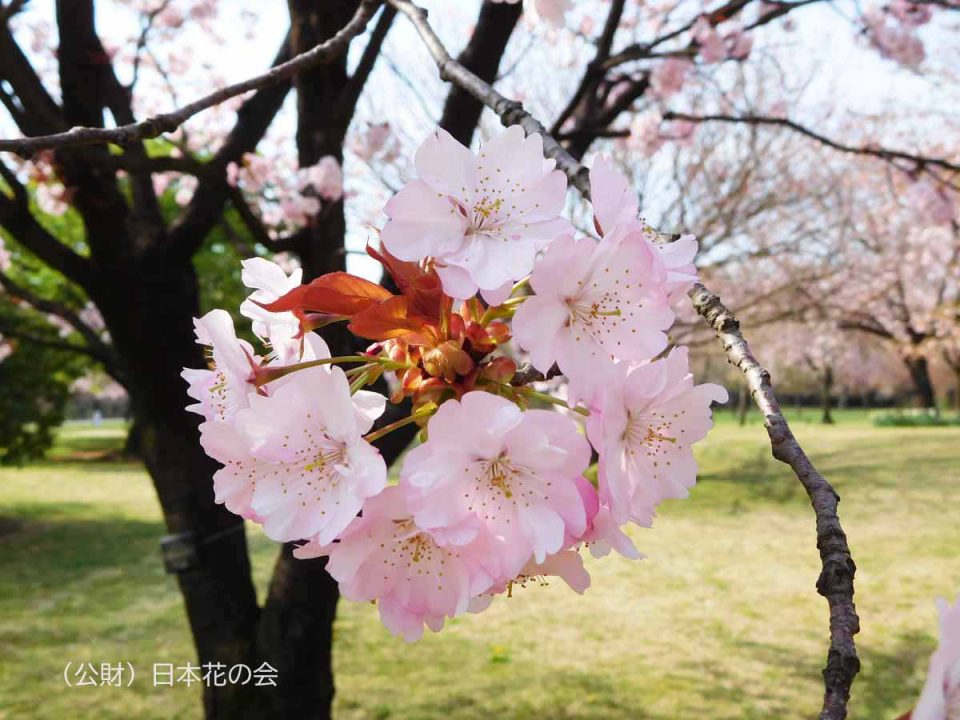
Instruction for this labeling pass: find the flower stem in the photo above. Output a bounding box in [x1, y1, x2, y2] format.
[255, 355, 400, 387]
[364, 410, 433, 444]
[517, 386, 590, 416]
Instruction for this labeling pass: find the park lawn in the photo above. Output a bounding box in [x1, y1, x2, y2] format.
[0, 412, 958, 719]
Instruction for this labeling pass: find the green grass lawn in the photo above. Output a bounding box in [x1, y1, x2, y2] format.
[1, 411, 958, 719]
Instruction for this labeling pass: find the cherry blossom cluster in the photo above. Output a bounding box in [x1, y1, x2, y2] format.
[224, 153, 344, 233]
[861, 0, 933, 68]
[185, 125, 726, 641]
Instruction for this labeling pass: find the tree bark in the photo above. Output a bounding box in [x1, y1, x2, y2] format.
[903, 354, 937, 412]
[820, 366, 835, 425]
[95, 251, 263, 719]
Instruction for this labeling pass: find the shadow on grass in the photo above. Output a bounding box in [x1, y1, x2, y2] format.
[855, 631, 935, 719]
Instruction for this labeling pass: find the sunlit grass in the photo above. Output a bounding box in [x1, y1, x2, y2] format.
[0, 411, 957, 719]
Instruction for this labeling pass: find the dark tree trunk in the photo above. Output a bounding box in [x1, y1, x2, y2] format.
[821, 366, 835, 425]
[903, 354, 937, 412]
[952, 365, 960, 415]
[122, 417, 142, 458]
[94, 251, 263, 718]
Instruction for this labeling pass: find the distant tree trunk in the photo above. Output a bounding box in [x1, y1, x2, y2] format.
[952, 365, 960, 415]
[738, 382, 750, 426]
[903, 354, 937, 413]
[820, 366, 835, 425]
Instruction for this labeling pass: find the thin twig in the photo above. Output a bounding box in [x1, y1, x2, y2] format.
[0, 0, 382, 156]
[664, 111, 960, 183]
[391, 2, 861, 717]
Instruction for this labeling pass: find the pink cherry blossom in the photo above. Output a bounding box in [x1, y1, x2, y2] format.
[239, 257, 304, 361]
[280, 195, 321, 227]
[586, 347, 727, 526]
[590, 157, 699, 300]
[512, 232, 674, 401]
[693, 18, 726, 64]
[569, 476, 641, 559]
[182, 309, 259, 424]
[726, 27, 754, 60]
[46, 313, 74, 337]
[627, 110, 665, 156]
[349, 122, 392, 161]
[200, 365, 387, 543]
[295, 486, 499, 641]
[469, 549, 592, 615]
[298, 155, 344, 202]
[863, 8, 926, 67]
[650, 58, 692, 100]
[907, 180, 956, 226]
[913, 596, 960, 720]
[890, 0, 933, 27]
[36, 182, 68, 216]
[174, 176, 198, 206]
[381, 126, 570, 302]
[0, 338, 11, 363]
[400, 391, 591, 577]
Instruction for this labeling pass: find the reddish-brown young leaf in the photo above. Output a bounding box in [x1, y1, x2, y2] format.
[348, 295, 434, 342]
[367, 244, 444, 319]
[261, 272, 393, 317]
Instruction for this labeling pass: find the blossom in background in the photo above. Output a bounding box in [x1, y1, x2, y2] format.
[862, 7, 926, 68]
[299, 156, 344, 203]
[907, 180, 957, 226]
[36, 182, 69, 216]
[911, 596, 960, 720]
[381, 126, 570, 303]
[889, 0, 933, 27]
[693, 18, 726, 64]
[587, 347, 727, 526]
[490, 0, 573, 28]
[0, 237, 11, 272]
[401, 392, 591, 577]
[200, 364, 387, 543]
[349, 122, 395, 162]
[0, 336, 12, 363]
[626, 110, 665, 156]
[295, 486, 500, 641]
[650, 58, 692, 100]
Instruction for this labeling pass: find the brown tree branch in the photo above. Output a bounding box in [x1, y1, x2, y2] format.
[388, 0, 592, 196]
[0, 0, 382, 156]
[438, 0, 523, 146]
[689, 283, 860, 720]
[0, 160, 94, 286]
[393, 3, 860, 715]
[0, 269, 120, 373]
[663, 111, 960, 181]
[335, 4, 397, 125]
